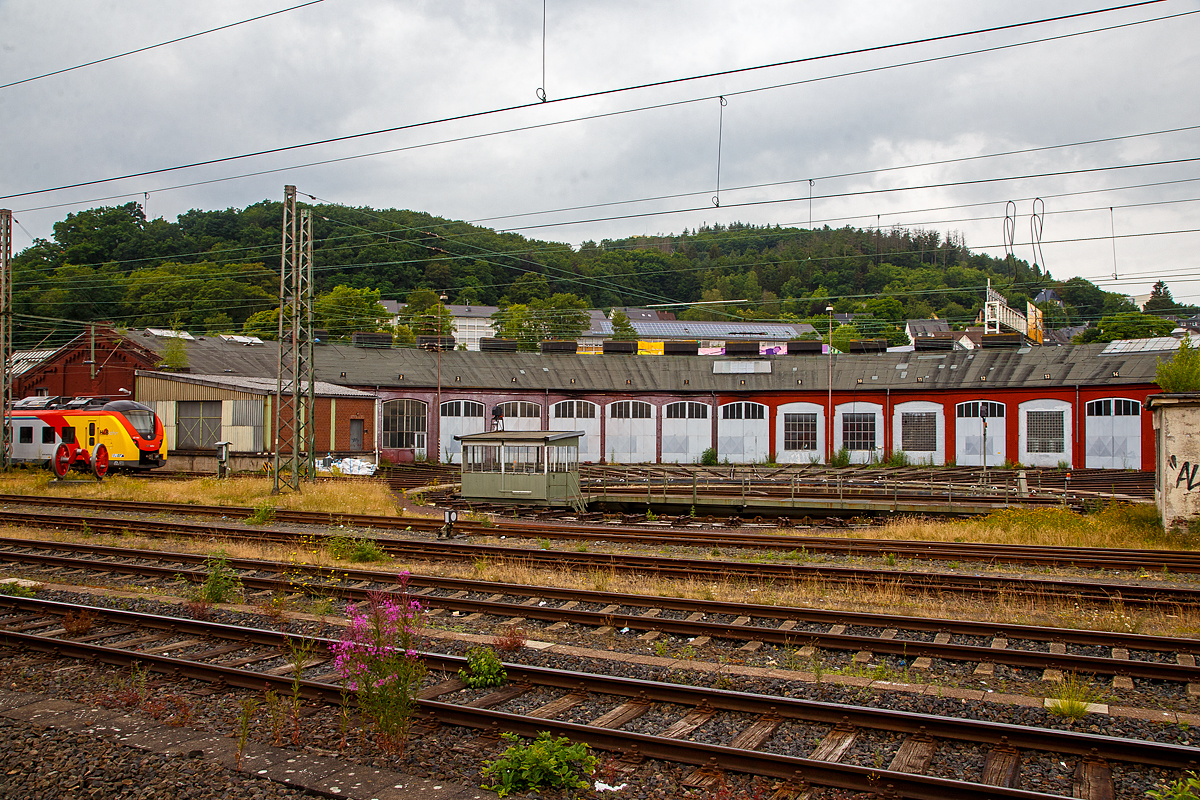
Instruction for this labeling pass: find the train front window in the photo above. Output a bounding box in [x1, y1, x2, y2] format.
[123, 409, 156, 438]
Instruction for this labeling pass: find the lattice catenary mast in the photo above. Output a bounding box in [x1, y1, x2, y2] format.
[0, 210, 11, 471]
[272, 186, 316, 492]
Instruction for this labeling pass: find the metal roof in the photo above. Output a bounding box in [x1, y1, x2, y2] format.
[131, 329, 1168, 394]
[1101, 334, 1199, 354]
[134, 371, 374, 398]
[316, 342, 1164, 393]
[6, 349, 58, 377]
[455, 430, 584, 443]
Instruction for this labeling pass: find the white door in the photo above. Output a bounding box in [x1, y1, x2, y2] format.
[717, 402, 768, 463]
[439, 400, 485, 464]
[606, 401, 656, 463]
[550, 400, 601, 463]
[1085, 398, 1141, 469]
[955, 401, 1005, 467]
[661, 401, 711, 463]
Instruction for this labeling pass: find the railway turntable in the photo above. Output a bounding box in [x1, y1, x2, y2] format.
[455, 429, 586, 511]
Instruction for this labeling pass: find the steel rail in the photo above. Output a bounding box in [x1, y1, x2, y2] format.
[3, 508, 1199, 608]
[3, 493, 1196, 574]
[1, 539, 1197, 683]
[0, 595, 1194, 795]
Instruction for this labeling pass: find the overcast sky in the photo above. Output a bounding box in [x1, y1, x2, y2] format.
[2, 0, 1198, 305]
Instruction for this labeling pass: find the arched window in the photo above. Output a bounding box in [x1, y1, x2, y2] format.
[553, 400, 597, 419]
[382, 399, 427, 448]
[665, 402, 708, 419]
[440, 400, 484, 417]
[609, 401, 652, 419]
[498, 401, 541, 418]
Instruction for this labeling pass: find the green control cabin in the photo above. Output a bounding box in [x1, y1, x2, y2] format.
[455, 429, 585, 510]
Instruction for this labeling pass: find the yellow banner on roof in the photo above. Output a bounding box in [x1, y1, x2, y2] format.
[637, 341, 664, 355]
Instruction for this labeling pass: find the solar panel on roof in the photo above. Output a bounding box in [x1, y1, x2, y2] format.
[1101, 335, 1197, 354]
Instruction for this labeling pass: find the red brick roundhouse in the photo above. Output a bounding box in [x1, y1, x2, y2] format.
[132, 329, 1167, 472]
[10, 326, 160, 399]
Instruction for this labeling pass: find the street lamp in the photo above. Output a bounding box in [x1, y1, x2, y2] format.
[826, 305, 834, 464]
[435, 292, 448, 462]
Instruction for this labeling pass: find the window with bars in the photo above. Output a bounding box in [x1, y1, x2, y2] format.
[610, 401, 652, 419]
[441, 400, 483, 417]
[177, 400, 221, 449]
[721, 402, 765, 420]
[665, 402, 708, 419]
[382, 399, 427, 449]
[956, 401, 1005, 418]
[783, 413, 817, 451]
[842, 412, 876, 451]
[901, 412, 937, 452]
[1027, 410, 1065, 453]
[498, 401, 541, 418]
[553, 400, 596, 419]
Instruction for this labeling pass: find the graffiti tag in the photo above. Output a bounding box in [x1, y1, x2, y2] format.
[1176, 461, 1200, 491]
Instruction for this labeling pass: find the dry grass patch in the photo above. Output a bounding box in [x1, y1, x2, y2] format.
[0, 472, 401, 518]
[768, 504, 1185, 551]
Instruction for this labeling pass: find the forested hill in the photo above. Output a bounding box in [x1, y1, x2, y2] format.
[11, 199, 1153, 347]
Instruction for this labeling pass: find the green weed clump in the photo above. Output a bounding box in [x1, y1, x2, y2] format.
[482, 731, 597, 798]
[0, 582, 36, 598]
[1045, 672, 1107, 720]
[1149, 771, 1200, 800]
[828, 448, 852, 468]
[197, 553, 243, 604]
[328, 534, 388, 563]
[247, 500, 276, 525]
[459, 645, 506, 689]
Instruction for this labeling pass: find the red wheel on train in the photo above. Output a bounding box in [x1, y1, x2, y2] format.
[91, 443, 109, 480]
[52, 444, 71, 478]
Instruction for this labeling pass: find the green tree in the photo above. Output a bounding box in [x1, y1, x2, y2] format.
[243, 307, 280, 340]
[156, 336, 189, 371]
[491, 294, 590, 350]
[610, 310, 638, 341]
[1073, 312, 1175, 344]
[315, 285, 388, 339]
[1144, 280, 1177, 313]
[1157, 336, 1200, 392]
[830, 323, 860, 352]
[397, 289, 455, 337]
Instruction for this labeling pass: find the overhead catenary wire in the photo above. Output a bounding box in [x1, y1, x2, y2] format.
[0, 1, 325, 92]
[0, 1, 1178, 203]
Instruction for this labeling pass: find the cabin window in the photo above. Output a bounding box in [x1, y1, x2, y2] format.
[61, 427, 75, 444]
[42, 427, 55, 444]
[18, 427, 32, 444]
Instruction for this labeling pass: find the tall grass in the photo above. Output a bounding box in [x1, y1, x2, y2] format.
[870, 504, 1182, 551]
[0, 473, 400, 517]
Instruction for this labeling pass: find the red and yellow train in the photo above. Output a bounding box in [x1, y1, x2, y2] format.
[6, 396, 167, 479]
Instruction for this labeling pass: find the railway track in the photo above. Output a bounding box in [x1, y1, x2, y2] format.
[1, 537, 1198, 689]
[2, 507, 1199, 608]
[0, 593, 1194, 799]
[2, 493, 1197, 575]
